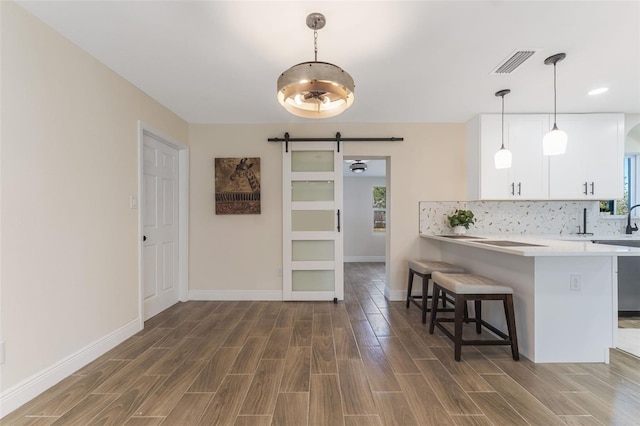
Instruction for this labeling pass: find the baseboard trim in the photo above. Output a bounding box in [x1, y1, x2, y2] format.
[385, 288, 406, 302]
[344, 256, 385, 263]
[0, 319, 140, 418]
[188, 290, 283, 301]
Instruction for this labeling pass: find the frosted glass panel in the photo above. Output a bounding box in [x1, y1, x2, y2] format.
[292, 270, 335, 291]
[292, 240, 334, 261]
[292, 210, 334, 231]
[292, 181, 334, 202]
[292, 151, 334, 172]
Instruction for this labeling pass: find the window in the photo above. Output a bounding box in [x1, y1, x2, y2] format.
[602, 154, 638, 215]
[372, 186, 386, 232]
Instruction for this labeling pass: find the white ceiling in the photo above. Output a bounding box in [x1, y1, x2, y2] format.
[16, 1, 640, 124]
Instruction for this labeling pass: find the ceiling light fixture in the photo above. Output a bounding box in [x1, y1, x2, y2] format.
[349, 160, 367, 173]
[277, 13, 355, 119]
[494, 89, 512, 169]
[543, 53, 568, 156]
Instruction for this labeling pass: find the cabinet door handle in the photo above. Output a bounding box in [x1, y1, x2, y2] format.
[583, 182, 588, 195]
[337, 209, 341, 232]
[517, 182, 522, 196]
[590, 182, 595, 195]
[511, 182, 515, 196]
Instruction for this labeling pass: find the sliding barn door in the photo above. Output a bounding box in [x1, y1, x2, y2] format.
[283, 142, 344, 301]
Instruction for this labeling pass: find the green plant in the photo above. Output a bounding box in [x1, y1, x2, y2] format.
[447, 209, 476, 229]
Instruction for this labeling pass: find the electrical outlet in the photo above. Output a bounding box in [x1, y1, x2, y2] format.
[276, 267, 283, 277]
[570, 274, 581, 291]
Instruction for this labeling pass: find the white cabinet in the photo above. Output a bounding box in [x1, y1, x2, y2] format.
[548, 114, 624, 200]
[467, 114, 550, 200]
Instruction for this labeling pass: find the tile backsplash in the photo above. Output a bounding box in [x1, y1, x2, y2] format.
[419, 200, 627, 236]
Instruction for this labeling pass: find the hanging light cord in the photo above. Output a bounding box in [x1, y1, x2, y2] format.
[500, 94, 505, 149]
[553, 62, 558, 125]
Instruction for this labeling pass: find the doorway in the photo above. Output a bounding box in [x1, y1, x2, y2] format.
[343, 157, 389, 285]
[138, 123, 189, 324]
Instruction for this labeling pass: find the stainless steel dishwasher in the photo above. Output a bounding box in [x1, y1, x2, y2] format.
[593, 240, 640, 315]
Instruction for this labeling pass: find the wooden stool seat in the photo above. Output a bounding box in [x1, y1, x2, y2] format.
[429, 271, 519, 362]
[406, 260, 464, 324]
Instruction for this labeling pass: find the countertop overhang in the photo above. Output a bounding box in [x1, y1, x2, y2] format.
[421, 234, 640, 257]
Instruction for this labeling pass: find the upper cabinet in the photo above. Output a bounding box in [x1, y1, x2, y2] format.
[467, 114, 550, 200]
[548, 113, 625, 200]
[467, 113, 624, 201]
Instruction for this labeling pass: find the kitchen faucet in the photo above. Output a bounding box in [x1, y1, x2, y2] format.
[626, 204, 640, 234]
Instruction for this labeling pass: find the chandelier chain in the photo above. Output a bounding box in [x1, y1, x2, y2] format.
[313, 27, 318, 62]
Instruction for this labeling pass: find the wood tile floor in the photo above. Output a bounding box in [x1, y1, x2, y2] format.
[4, 262, 640, 425]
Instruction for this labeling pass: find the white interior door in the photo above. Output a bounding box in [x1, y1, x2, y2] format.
[143, 132, 180, 319]
[283, 142, 344, 301]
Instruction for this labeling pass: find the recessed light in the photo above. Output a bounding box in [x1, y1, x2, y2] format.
[588, 87, 608, 95]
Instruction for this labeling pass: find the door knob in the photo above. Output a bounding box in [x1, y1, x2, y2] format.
[143, 235, 147, 241]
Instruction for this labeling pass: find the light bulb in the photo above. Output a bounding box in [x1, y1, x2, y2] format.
[294, 94, 304, 105]
[322, 95, 330, 106]
[543, 125, 568, 156]
[494, 147, 512, 169]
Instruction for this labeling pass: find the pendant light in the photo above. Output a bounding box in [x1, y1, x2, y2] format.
[542, 53, 568, 156]
[494, 89, 512, 169]
[277, 13, 355, 119]
[349, 160, 367, 173]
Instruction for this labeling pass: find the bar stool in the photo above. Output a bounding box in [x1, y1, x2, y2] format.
[406, 260, 465, 324]
[429, 271, 519, 361]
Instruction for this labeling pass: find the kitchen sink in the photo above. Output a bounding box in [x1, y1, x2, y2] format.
[438, 235, 484, 239]
[473, 240, 546, 247]
[593, 240, 640, 248]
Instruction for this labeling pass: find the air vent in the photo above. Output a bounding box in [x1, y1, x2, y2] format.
[492, 50, 538, 74]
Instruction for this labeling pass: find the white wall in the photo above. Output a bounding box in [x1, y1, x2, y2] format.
[626, 113, 640, 152]
[344, 176, 386, 261]
[0, 1, 188, 413]
[188, 123, 466, 301]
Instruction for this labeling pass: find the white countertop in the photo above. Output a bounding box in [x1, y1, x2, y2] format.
[421, 233, 640, 257]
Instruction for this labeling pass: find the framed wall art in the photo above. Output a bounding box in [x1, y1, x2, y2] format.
[214, 157, 261, 214]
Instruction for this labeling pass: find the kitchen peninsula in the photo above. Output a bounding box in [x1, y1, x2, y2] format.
[421, 234, 640, 363]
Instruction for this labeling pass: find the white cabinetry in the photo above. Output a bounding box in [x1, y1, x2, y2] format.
[467, 114, 550, 200]
[548, 114, 624, 200]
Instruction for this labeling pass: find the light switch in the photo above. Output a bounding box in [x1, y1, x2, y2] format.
[129, 195, 138, 209]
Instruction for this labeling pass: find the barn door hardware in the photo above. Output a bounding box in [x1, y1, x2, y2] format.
[268, 132, 403, 152]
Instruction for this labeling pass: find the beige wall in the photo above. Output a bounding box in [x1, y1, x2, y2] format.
[1, 1, 188, 394]
[189, 123, 466, 299]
